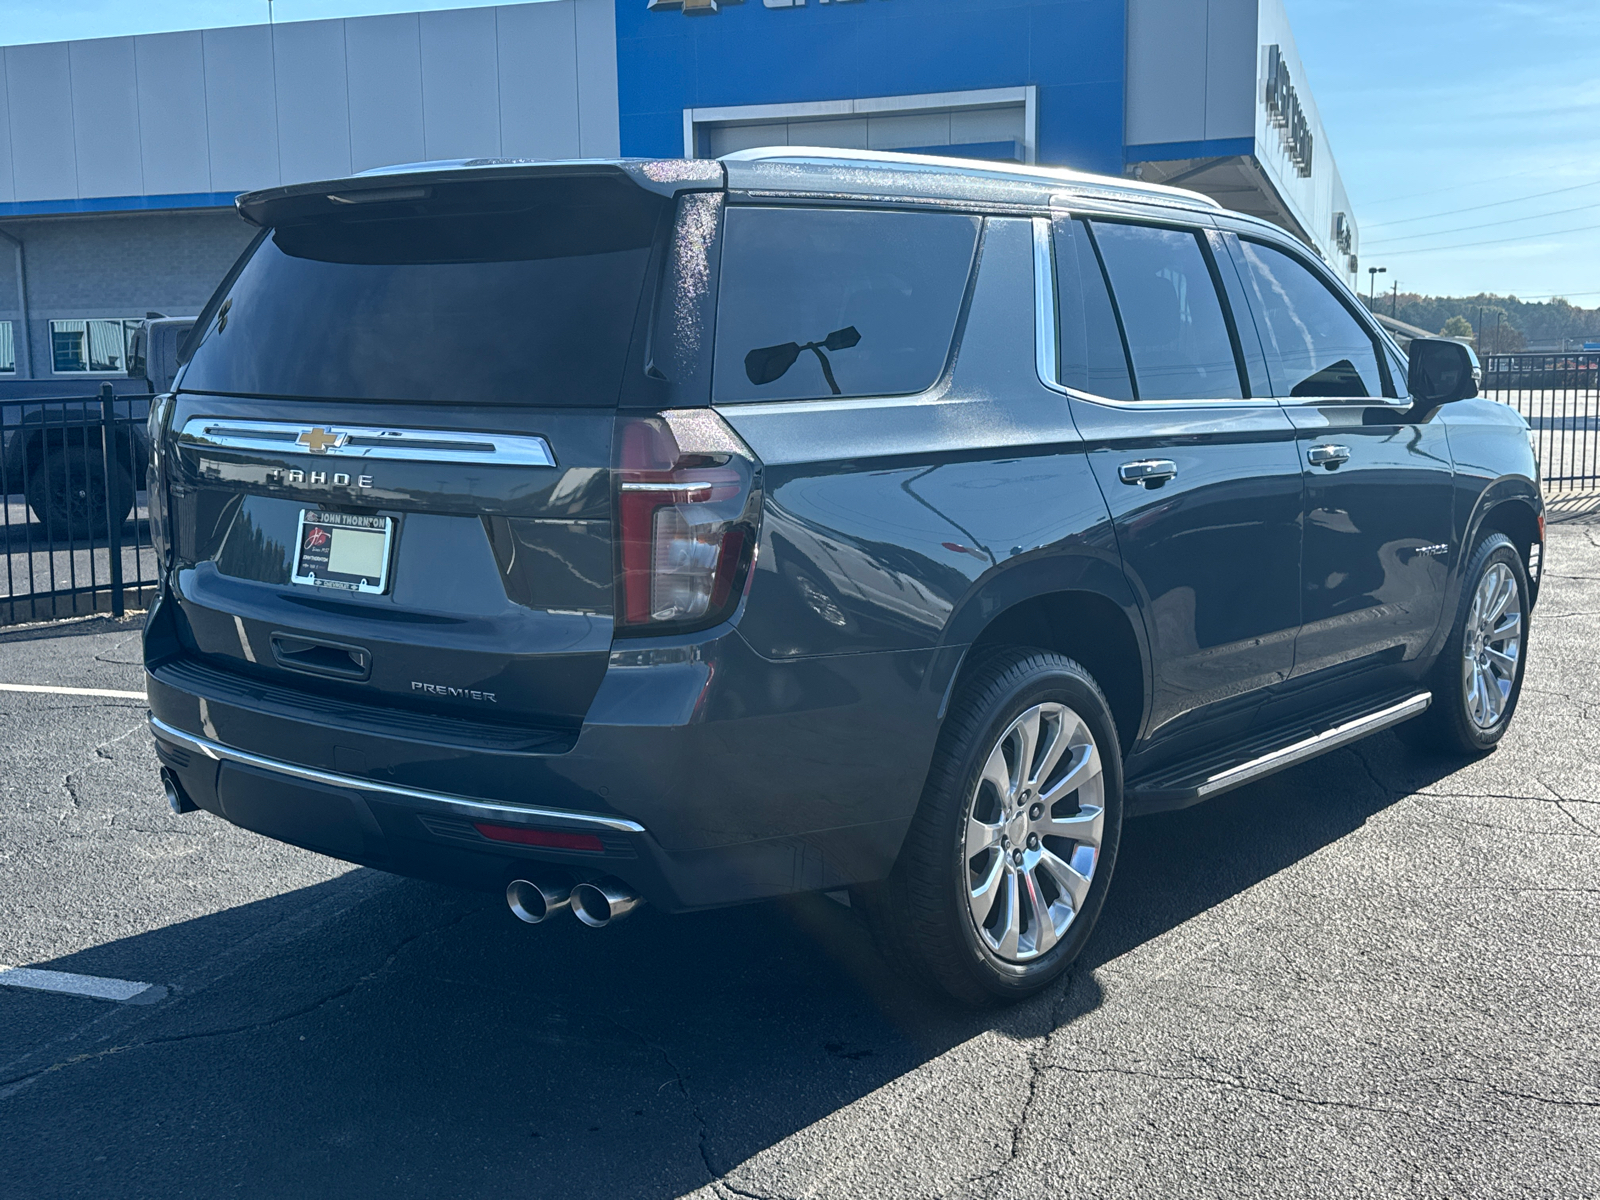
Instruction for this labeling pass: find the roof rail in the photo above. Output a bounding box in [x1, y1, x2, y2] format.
[720, 146, 1223, 211]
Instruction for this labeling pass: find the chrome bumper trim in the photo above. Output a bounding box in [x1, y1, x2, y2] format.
[1196, 692, 1433, 799]
[147, 714, 647, 835]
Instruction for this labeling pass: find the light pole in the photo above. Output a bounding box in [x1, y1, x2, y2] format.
[1368, 265, 1387, 308]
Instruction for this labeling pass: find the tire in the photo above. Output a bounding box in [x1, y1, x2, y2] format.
[1398, 532, 1530, 757]
[856, 648, 1124, 1007]
[25, 445, 135, 542]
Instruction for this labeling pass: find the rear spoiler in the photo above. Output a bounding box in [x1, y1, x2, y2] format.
[234, 159, 726, 229]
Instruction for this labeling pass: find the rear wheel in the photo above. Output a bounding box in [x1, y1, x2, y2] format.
[857, 648, 1123, 1006]
[1400, 532, 1529, 756]
[25, 445, 135, 542]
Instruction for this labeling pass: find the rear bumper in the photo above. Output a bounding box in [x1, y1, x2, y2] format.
[147, 601, 956, 912]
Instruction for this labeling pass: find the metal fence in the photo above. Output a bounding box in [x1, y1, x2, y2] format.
[1484, 352, 1600, 490]
[1, 383, 157, 626]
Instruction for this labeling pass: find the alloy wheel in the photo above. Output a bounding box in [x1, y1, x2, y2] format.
[1462, 561, 1522, 730]
[965, 702, 1105, 962]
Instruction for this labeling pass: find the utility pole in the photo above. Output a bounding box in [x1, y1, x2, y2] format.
[1368, 265, 1387, 308]
[1391, 279, 1399, 318]
[268, 0, 274, 23]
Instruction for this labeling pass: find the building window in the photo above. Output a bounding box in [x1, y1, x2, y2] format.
[50, 318, 141, 374]
[0, 321, 14, 373]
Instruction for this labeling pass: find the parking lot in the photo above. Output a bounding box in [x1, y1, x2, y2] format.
[0, 521, 1595, 1199]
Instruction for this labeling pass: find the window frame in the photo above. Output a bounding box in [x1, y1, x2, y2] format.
[48, 317, 143, 376]
[1035, 212, 1272, 408]
[1225, 232, 1402, 404]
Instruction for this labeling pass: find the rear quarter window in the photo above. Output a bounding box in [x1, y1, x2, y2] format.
[712, 207, 980, 404]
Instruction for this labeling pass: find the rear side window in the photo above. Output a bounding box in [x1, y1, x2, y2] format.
[1230, 239, 1388, 399]
[1090, 222, 1244, 402]
[180, 178, 664, 405]
[712, 207, 980, 403]
[1052, 219, 1135, 401]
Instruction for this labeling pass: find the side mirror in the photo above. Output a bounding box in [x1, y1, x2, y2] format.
[1407, 337, 1480, 405]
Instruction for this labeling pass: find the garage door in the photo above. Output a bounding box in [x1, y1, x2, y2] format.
[698, 102, 1027, 162]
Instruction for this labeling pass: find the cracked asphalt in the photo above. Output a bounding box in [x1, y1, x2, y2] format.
[1, 523, 1598, 1200]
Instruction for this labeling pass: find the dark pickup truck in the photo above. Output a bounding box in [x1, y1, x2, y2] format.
[1, 316, 192, 538]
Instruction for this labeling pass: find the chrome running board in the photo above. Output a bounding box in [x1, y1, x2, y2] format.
[147, 714, 647, 835]
[1126, 692, 1432, 815]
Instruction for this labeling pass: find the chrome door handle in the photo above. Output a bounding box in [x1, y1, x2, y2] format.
[1307, 443, 1352, 469]
[1118, 459, 1179, 487]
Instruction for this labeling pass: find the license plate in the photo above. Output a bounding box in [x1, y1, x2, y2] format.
[291, 510, 394, 594]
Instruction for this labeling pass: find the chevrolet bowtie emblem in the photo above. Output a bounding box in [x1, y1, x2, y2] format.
[297, 427, 348, 454]
[648, 0, 741, 12]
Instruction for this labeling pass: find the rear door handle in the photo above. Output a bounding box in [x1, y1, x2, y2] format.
[270, 633, 372, 681]
[1118, 459, 1179, 487]
[1307, 443, 1352, 469]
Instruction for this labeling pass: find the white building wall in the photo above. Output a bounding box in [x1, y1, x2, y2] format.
[6, 42, 79, 202]
[1125, 0, 1258, 148]
[136, 33, 213, 195]
[0, 0, 619, 206]
[1253, 0, 1355, 268]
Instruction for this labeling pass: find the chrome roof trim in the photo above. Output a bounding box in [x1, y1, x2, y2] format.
[721, 146, 1223, 211]
[148, 715, 648, 835]
[177, 418, 556, 468]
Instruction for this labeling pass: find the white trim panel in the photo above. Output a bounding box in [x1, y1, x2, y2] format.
[687, 86, 1038, 165]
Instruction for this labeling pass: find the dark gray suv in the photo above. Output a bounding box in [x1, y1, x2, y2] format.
[145, 150, 1542, 1005]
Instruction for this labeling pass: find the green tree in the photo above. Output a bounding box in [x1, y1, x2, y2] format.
[1441, 315, 1474, 339]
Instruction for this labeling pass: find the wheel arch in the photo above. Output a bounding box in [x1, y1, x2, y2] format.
[935, 553, 1151, 758]
[1465, 481, 1544, 607]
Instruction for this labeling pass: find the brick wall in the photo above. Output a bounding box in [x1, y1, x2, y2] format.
[0, 207, 257, 379]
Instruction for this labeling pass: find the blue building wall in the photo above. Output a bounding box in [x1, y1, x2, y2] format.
[614, 0, 1128, 176]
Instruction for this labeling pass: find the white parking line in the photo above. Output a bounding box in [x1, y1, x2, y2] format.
[0, 966, 160, 1003]
[0, 683, 147, 700]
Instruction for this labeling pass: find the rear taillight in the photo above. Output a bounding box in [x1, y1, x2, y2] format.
[615, 409, 760, 633]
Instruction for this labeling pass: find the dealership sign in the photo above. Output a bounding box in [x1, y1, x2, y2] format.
[649, 0, 873, 12]
[1263, 45, 1313, 179]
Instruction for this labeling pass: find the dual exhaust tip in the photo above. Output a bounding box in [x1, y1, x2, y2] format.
[506, 876, 641, 929]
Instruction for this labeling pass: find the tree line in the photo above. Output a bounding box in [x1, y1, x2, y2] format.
[1359, 291, 1600, 353]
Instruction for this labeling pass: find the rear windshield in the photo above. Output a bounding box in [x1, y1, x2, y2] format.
[181, 178, 664, 405]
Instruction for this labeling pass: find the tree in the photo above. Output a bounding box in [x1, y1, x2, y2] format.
[1440, 315, 1474, 340]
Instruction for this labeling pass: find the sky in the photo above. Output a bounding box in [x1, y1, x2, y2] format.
[1285, 0, 1600, 302]
[1, 0, 1597, 301]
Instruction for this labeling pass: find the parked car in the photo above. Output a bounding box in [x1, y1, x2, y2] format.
[144, 152, 1543, 1005]
[0, 315, 191, 540]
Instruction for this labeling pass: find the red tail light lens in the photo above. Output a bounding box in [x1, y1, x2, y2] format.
[615, 410, 760, 632]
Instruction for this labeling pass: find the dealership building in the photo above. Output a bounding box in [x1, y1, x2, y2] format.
[0, 0, 1357, 382]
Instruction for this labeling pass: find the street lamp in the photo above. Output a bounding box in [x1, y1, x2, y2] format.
[1368, 265, 1387, 307]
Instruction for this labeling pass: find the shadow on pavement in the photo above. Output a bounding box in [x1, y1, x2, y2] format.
[1, 732, 1466, 1199]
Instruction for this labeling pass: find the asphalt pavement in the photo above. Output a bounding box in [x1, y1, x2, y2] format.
[1, 524, 1597, 1199]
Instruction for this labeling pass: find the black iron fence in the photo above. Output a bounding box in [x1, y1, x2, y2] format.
[1, 383, 158, 626]
[1484, 352, 1599, 490]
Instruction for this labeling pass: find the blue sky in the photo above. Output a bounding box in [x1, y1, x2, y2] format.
[2, 0, 1596, 301]
[1287, 0, 1600, 302]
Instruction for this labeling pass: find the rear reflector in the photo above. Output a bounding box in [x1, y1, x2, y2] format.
[473, 823, 605, 853]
